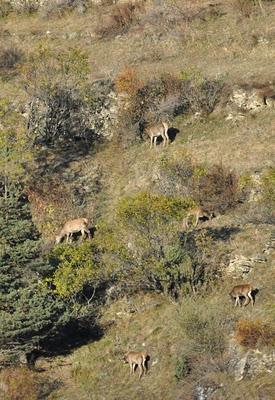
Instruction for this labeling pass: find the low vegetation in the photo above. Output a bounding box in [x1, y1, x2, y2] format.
[0, 0, 274, 398]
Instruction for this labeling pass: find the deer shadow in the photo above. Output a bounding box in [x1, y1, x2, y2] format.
[167, 127, 180, 143]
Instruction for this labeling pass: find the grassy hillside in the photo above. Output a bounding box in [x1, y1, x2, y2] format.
[0, 0, 274, 399]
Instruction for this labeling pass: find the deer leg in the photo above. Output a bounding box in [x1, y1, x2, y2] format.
[66, 233, 70, 243]
[150, 136, 153, 149]
[162, 134, 166, 146]
[129, 363, 132, 376]
[235, 296, 239, 307]
[85, 228, 91, 240]
[194, 214, 199, 227]
[142, 358, 147, 374]
[154, 136, 157, 147]
[139, 364, 144, 379]
[248, 291, 254, 306]
[243, 295, 250, 307]
[164, 128, 169, 145]
[81, 229, 88, 241]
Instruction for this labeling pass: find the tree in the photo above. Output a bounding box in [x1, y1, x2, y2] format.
[0, 99, 32, 199]
[0, 182, 70, 363]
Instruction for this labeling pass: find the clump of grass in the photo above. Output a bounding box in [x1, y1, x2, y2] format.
[179, 296, 234, 356]
[0, 46, 23, 71]
[0, 366, 39, 400]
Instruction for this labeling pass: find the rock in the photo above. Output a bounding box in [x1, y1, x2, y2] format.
[193, 380, 221, 400]
[229, 87, 263, 111]
[228, 339, 275, 381]
[227, 255, 255, 276]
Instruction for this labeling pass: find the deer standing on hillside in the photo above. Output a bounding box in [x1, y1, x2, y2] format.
[182, 207, 213, 230]
[229, 284, 254, 307]
[122, 351, 149, 379]
[55, 218, 91, 244]
[145, 122, 169, 148]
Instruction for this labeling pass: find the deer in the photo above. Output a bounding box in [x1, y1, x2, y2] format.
[122, 351, 149, 379]
[145, 122, 169, 148]
[229, 284, 254, 307]
[55, 218, 91, 244]
[182, 206, 214, 230]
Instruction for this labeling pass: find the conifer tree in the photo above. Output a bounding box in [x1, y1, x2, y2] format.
[0, 181, 70, 362]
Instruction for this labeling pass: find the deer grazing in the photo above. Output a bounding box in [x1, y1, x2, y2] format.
[145, 122, 169, 148]
[55, 218, 91, 244]
[122, 351, 149, 379]
[229, 284, 254, 307]
[182, 206, 214, 230]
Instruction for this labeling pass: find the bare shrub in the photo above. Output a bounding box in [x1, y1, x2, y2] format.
[40, 0, 86, 18]
[234, 0, 255, 18]
[0, 46, 23, 71]
[9, 0, 40, 13]
[28, 85, 94, 147]
[0, 1, 12, 16]
[96, 1, 144, 38]
[191, 164, 239, 213]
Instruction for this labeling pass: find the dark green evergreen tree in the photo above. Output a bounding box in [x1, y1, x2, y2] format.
[0, 180, 70, 362]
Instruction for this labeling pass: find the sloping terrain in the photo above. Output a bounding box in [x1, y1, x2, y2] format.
[0, 1, 274, 399]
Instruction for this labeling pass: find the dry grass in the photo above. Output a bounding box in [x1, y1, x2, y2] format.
[0, 0, 274, 398]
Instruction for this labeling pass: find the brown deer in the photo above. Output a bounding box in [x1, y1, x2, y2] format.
[122, 351, 149, 379]
[145, 122, 169, 148]
[182, 207, 213, 230]
[55, 218, 91, 244]
[229, 284, 254, 307]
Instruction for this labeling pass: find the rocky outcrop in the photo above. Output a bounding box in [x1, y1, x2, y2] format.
[227, 254, 267, 276]
[225, 85, 275, 121]
[228, 339, 275, 381]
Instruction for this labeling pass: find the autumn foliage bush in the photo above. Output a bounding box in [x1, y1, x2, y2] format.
[191, 164, 239, 213]
[114, 66, 142, 95]
[235, 319, 275, 349]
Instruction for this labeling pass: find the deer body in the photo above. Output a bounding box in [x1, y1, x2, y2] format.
[123, 351, 149, 379]
[182, 207, 212, 230]
[145, 122, 169, 148]
[230, 284, 254, 307]
[55, 218, 91, 244]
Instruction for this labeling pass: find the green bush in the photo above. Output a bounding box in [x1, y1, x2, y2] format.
[261, 167, 275, 206]
[48, 242, 100, 301]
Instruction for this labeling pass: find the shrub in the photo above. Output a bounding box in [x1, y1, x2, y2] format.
[234, 0, 255, 17]
[191, 164, 239, 213]
[95, 192, 225, 297]
[40, 0, 86, 18]
[0, 1, 12, 16]
[179, 297, 233, 355]
[96, 1, 144, 38]
[115, 66, 142, 95]
[48, 242, 101, 301]
[28, 85, 94, 147]
[261, 167, 275, 207]
[9, 0, 40, 13]
[0, 46, 23, 71]
[235, 319, 275, 349]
